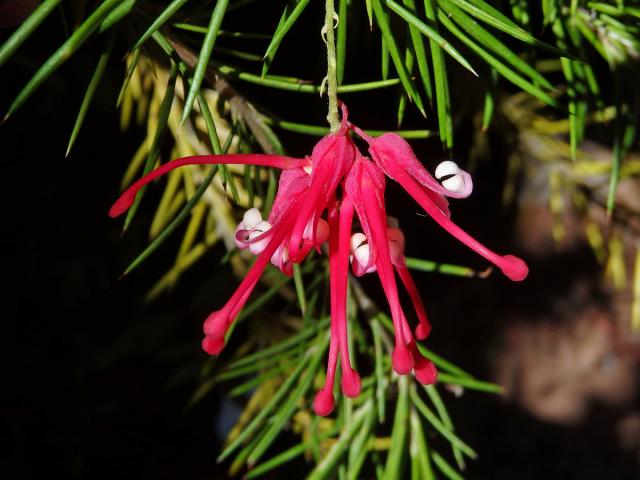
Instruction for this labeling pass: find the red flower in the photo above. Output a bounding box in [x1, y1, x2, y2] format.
[110, 103, 528, 416]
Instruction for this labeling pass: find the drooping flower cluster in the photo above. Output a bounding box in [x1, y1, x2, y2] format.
[110, 104, 528, 416]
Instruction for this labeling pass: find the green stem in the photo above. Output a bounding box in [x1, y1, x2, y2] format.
[324, 0, 340, 131]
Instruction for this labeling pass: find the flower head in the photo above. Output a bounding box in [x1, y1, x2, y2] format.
[110, 103, 528, 416]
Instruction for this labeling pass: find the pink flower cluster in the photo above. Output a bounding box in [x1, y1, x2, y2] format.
[110, 104, 528, 416]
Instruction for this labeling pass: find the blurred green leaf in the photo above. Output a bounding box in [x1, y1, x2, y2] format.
[423, 0, 453, 149]
[308, 398, 374, 480]
[262, 0, 311, 77]
[122, 62, 179, 233]
[4, 0, 123, 120]
[181, 0, 230, 125]
[384, 376, 410, 479]
[133, 0, 190, 50]
[371, 0, 426, 115]
[386, 0, 478, 76]
[66, 30, 116, 156]
[0, 0, 61, 68]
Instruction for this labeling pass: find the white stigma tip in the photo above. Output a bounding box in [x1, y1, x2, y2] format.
[442, 175, 465, 193]
[435, 160, 460, 179]
[354, 244, 371, 266]
[242, 208, 262, 230]
[350, 233, 367, 253]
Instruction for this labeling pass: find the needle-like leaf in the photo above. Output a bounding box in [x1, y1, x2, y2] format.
[122, 62, 179, 233]
[423, 0, 453, 149]
[386, 0, 478, 76]
[384, 376, 410, 479]
[4, 0, 123, 120]
[181, 0, 230, 125]
[371, 0, 426, 115]
[66, 30, 116, 156]
[308, 399, 374, 480]
[0, 0, 61, 68]
[437, 11, 561, 109]
[133, 0, 190, 50]
[337, 0, 348, 85]
[262, 0, 311, 77]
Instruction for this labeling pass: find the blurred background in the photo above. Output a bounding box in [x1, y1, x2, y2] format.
[2, 0, 639, 478]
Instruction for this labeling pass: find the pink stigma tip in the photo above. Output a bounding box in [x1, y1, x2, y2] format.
[341, 371, 362, 398]
[500, 255, 529, 281]
[202, 335, 225, 355]
[313, 389, 335, 416]
[109, 194, 134, 218]
[415, 361, 438, 385]
[392, 348, 415, 375]
[415, 323, 431, 341]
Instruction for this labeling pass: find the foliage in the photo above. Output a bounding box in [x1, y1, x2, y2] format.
[2, 0, 639, 477]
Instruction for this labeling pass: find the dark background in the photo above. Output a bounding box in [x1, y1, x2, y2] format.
[2, 1, 638, 478]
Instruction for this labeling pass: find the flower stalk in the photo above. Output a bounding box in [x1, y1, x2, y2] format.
[324, 0, 340, 132]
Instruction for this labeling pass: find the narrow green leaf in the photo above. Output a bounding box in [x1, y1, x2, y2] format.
[261, 4, 288, 76]
[423, 0, 453, 149]
[437, 11, 561, 109]
[66, 30, 115, 156]
[4, 0, 122, 120]
[410, 407, 436, 480]
[217, 350, 312, 462]
[371, 318, 386, 422]
[384, 376, 410, 479]
[437, 372, 503, 393]
[217, 344, 302, 382]
[229, 360, 297, 397]
[381, 20, 390, 80]
[117, 48, 141, 107]
[122, 62, 179, 233]
[431, 450, 464, 480]
[133, 0, 190, 50]
[246, 336, 328, 466]
[607, 78, 624, 217]
[542, 0, 558, 25]
[415, 344, 473, 378]
[366, 0, 374, 28]
[265, 117, 436, 138]
[308, 399, 374, 480]
[262, 0, 311, 76]
[386, 0, 478, 76]
[482, 68, 497, 132]
[98, 0, 137, 33]
[411, 389, 477, 459]
[197, 91, 241, 203]
[405, 256, 479, 277]
[215, 62, 402, 93]
[337, 0, 348, 85]
[397, 42, 415, 127]
[122, 165, 219, 277]
[245, 428, 339, 479]
[347, 403, 377, 480]
[439, 0, 553, 89]
[181, 0, 230, 125]
[461, 0, 568, 57]
[293, 264, 307, 315]
[0, 0, 61, 68]
[225, 318, 329, 372]
[403, 0, 433, 104]
[425, 385, 464, 470]
[371, 0, 426, 115]
[172, 24, 271, 39]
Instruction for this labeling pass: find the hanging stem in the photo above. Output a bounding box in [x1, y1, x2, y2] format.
[324, 0, 340, 132]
